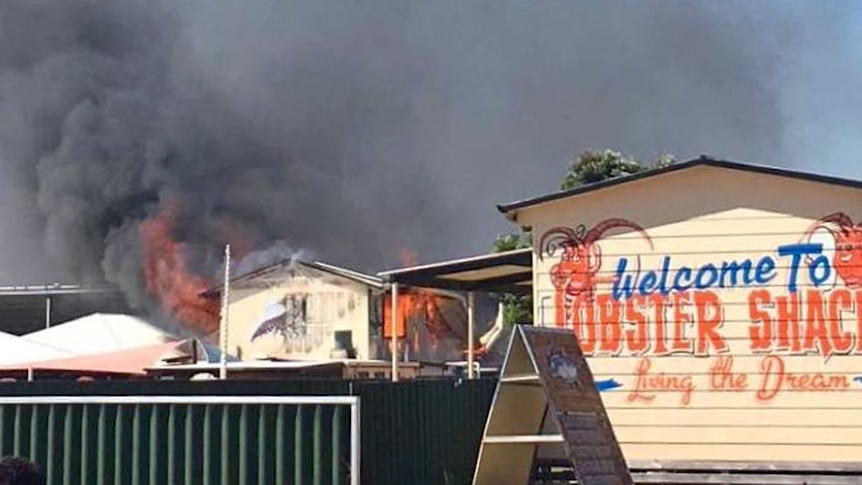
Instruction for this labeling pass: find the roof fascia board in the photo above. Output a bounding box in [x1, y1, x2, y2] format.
[497, 156, 862, 218]
[378, 248, 532, 280]
[0, 285, 121, 296]
[305, 261, 383, 288]
[496, 158, 698, 218]
[392, 269, 533, 293]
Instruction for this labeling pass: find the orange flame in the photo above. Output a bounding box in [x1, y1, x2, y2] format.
[382, 249, 453, 344]
[139, 201, 220, 334]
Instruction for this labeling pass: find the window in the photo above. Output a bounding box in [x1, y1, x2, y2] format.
[335, 330, 356, 358]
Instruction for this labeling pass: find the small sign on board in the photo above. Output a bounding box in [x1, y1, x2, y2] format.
[473, 325, 634, 485]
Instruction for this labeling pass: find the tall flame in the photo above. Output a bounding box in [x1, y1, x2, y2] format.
[383, 249, 454, 345]
[139, 201, 220, 334]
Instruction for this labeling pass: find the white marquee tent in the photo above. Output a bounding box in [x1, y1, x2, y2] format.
[0, 331, 72, 365]
[22, 313, 177, 356]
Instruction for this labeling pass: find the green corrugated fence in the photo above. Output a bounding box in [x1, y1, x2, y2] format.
[0, 378, 497, 485]
[0, 396, 358, 485]
[353, 378, 497, 485]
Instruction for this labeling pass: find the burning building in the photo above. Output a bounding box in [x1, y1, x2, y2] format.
[201, 257, 500, 366]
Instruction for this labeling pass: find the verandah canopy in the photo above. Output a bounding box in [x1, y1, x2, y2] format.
[377, 248, 533, 295]
[377, 248, 533, 381]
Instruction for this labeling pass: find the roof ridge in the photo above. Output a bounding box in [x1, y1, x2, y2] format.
[201, 257, 382, 297]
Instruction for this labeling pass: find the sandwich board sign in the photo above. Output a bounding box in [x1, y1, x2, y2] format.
[473, 325, 633, 485]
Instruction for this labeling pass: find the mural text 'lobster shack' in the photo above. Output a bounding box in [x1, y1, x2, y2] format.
[498, 157, 862, 463]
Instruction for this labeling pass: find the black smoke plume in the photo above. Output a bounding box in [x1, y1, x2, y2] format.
[0, 1, 855, 323]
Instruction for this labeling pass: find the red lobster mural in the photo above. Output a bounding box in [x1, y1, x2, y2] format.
[539, 218, 653, 326]
[805, 212, 862, 288]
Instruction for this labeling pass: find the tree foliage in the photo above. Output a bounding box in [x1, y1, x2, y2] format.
[492, 231, 532, 253]
[491, 231, 533, 327]
[561, 149, 675, 190]
[493, 149, 674, 327]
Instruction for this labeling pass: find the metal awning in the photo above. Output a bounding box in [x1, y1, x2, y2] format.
[377, 248, 533, 294]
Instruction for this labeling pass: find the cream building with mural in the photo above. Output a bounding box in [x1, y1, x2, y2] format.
[496, 156, 862, 464]
[205, 257, 489, 366]
[208, 259, 385, 362]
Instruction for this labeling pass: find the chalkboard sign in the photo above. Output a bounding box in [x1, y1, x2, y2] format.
[473, 325, 633, 485]
[521, 326, 633, 485]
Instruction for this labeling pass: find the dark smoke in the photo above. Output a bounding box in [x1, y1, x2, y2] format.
[0, 1, 857, 320]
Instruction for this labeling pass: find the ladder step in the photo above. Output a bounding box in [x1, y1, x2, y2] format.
[500, 375, 540, 383]
[483, 435, 564, 444]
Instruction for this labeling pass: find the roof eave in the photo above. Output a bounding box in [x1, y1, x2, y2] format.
[376, 248, 533, 293]
[200, 259, 382, 298]
[496, 156, 703, 216]
[496, 155, 862, 218]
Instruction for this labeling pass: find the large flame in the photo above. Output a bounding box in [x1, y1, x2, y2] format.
[383, 249, 453, 345]
[139, 201, 220, 334]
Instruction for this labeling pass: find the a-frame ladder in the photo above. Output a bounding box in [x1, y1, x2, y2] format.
[472, 325, 633, 485]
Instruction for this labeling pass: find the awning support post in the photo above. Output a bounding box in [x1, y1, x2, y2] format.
[467, 291, 476, 379]
[390, 282, 399, 382]
[44, 296, 51, 329]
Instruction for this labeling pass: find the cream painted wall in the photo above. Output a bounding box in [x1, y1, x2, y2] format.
[515, 165, 862, 462]
[225, 266, 374, 361]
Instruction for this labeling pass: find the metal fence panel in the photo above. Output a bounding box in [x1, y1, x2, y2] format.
[353, 378, 497, 485]
[0, 396, 356, 485]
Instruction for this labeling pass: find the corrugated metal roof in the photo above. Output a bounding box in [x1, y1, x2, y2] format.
[0, 284, 132, 335]
[377, 248, 532, 293]
[0, 283, 119, 296]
